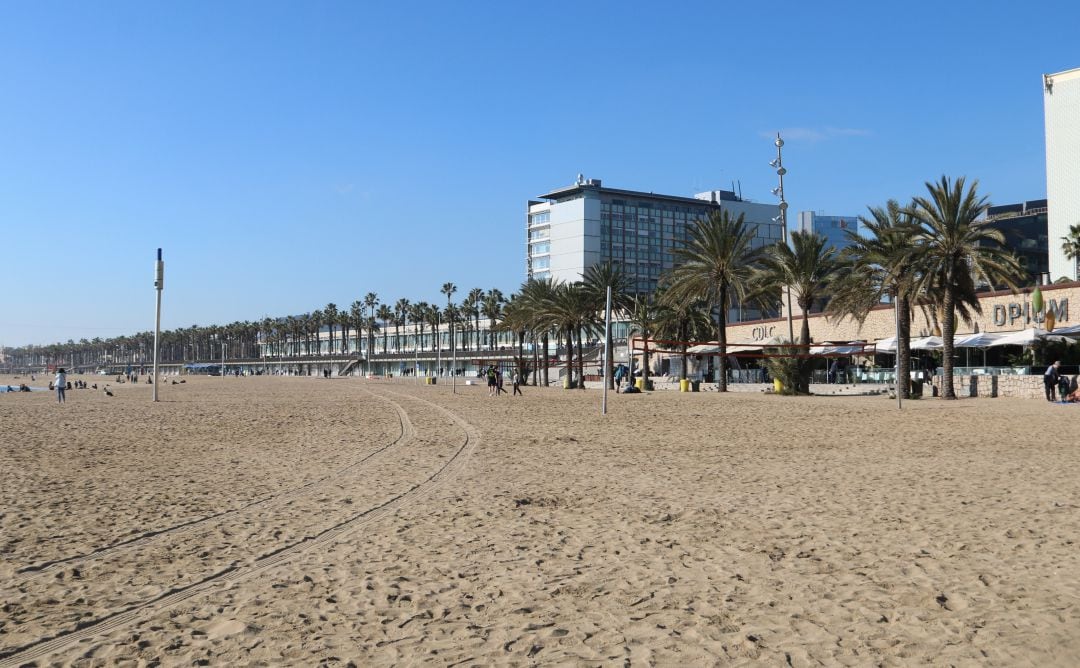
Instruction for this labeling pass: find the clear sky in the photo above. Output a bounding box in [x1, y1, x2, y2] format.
[2, 1, 1077, 347]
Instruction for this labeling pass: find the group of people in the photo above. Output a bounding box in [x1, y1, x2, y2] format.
[1043, 361, 1080, 402]
[485, 365, 523, 397]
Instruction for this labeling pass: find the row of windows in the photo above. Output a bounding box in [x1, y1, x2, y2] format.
[605, 200, 709, 216]
[528, 211, 551, 225]
[532, 256, 550, 270]
[530, 241, 550, 254]
[529, 228, 549, 240]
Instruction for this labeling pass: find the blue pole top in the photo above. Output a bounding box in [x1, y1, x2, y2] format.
[157, 248, 162, 261]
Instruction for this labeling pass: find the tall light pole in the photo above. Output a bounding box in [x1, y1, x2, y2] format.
[152, 248, 163, 402]
[771, 133, 796, 344]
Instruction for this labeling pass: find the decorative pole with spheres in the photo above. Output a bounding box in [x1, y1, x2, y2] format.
[770, 133, 795, 343]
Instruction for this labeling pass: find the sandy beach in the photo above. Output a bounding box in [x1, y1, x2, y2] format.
[2, 374, 1080, 666]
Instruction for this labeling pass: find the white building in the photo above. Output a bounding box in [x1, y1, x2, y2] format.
[1044, 66, 1080, 281]
[527, 177, 783, 318]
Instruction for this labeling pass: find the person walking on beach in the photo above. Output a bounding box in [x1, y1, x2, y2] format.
[495, 366, 506, 395]
[512, 369, 523, 396]
[1044, 361, 1062, 402]
[55, 368, 67, 403]
[486, 365, 497, 397]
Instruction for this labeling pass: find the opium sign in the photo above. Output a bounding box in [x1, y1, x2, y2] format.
[992, 298, 1068, 327]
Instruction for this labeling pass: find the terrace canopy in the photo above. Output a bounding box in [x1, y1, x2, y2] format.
[986, 328, 1072, 347]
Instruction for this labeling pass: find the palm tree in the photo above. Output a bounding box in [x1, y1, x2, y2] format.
[497, 293, 531, 381]
[441, 283, 457, 354]
[324, 303, 338, 360]
[309, 310, 324, 357]
[517, 277, 558, 386]
[394, 298, 410, 351]
[754, 230, 847, 393]
[377, 304, 393, 353]
[350, 301, 364, 358]
[1062, 223, 1080, 280]
[466, 288, 484, 350]
[364, 293, 379, 373]
[654, 290, 714, 381]
[825, 200, 921, 399]
[544, 282, 594, 389]
[626, 294, 662, 390]
[907, 176, 1024, 399]
[425, 305, 441, 352]
[583, 262, 633, 389]
[662, 210, 763, 392]
[410, 302, 429, 356]
[482, 289, 505, 349]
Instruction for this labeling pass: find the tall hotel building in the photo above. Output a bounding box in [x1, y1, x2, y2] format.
[526, 177, 783, 320]
[796, 211, 860, 252]
[1045, 66, 1080, 281]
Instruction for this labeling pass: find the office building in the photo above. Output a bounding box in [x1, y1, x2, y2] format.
[796, 212, 860, 251]
[1044, 66, 1080, 281]
[984, 199, 1049, 283]
[526, 176, 783, 320]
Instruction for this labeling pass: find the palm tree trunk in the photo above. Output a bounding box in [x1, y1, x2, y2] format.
[800, 307, 812, 394]
[564, 327, 574, 389]
[897, 295, 912, 400]
[542, 333, 549, 387]
[941, 288, 956, 399]
[576, 330, 585, 390]
[717, 292, 728, 392]
[606, 329, 615, 390]
[642, 336, 650, 390]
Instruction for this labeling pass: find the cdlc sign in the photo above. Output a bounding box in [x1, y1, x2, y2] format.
[992, 298, 1068, 327]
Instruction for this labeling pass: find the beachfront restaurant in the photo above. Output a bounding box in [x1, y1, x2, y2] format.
[706, 282, 1080, 398]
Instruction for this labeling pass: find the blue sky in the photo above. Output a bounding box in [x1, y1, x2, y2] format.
[2, 1, 1077, 346]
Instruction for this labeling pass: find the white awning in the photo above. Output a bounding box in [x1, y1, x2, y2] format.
[953, 332, 1004, 348]
[987, 328, 1071, 347]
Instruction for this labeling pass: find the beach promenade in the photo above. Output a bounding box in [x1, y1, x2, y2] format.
[2, 375, 1079, 665]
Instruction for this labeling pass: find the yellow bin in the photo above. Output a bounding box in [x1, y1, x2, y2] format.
[773, 379, 783, 393]
[635, 378, 644, 390]
[679, 379, 690, 392]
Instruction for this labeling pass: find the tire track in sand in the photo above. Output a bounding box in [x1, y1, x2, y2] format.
[8, 388, 414, 586]
[0, 386, 479, 667]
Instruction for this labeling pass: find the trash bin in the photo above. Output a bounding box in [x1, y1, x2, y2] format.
[430, 377, 437, 385]
[691, 380, 700, 392]
[773, 379, 784, 393]
[635, 378, 644, 390]
[679, 379, 690, 392]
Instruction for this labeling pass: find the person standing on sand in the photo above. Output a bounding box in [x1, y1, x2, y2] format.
[55, 368, 67, 403]
[512, 369, 523, 396]
[486, 365, 497, 397]
[1044, 361, 1062, 402]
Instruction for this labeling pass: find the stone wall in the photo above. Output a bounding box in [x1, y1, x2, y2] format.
[928, 374, 1045, 399]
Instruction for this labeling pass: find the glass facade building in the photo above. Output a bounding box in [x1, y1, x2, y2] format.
[984, 199, 1049, 283]
[796, 212, 860, 252]
[528, 177, 783, 321]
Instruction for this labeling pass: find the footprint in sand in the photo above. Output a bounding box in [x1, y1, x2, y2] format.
[206, 619, 247, 639]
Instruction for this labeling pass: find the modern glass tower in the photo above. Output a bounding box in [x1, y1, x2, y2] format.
[1045, 66, 1080, 281]
[984, 200, 1049, 284]
[796, 212, 860, 252]
[527, 176, 784, 320]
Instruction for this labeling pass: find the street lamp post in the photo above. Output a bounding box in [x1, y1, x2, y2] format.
[771, 133, 796, 344]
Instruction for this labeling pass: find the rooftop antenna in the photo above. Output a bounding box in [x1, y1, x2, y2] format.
[737, 180, 742, 200]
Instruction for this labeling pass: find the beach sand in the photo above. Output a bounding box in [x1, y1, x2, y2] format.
[2, 374, 1079, 666]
